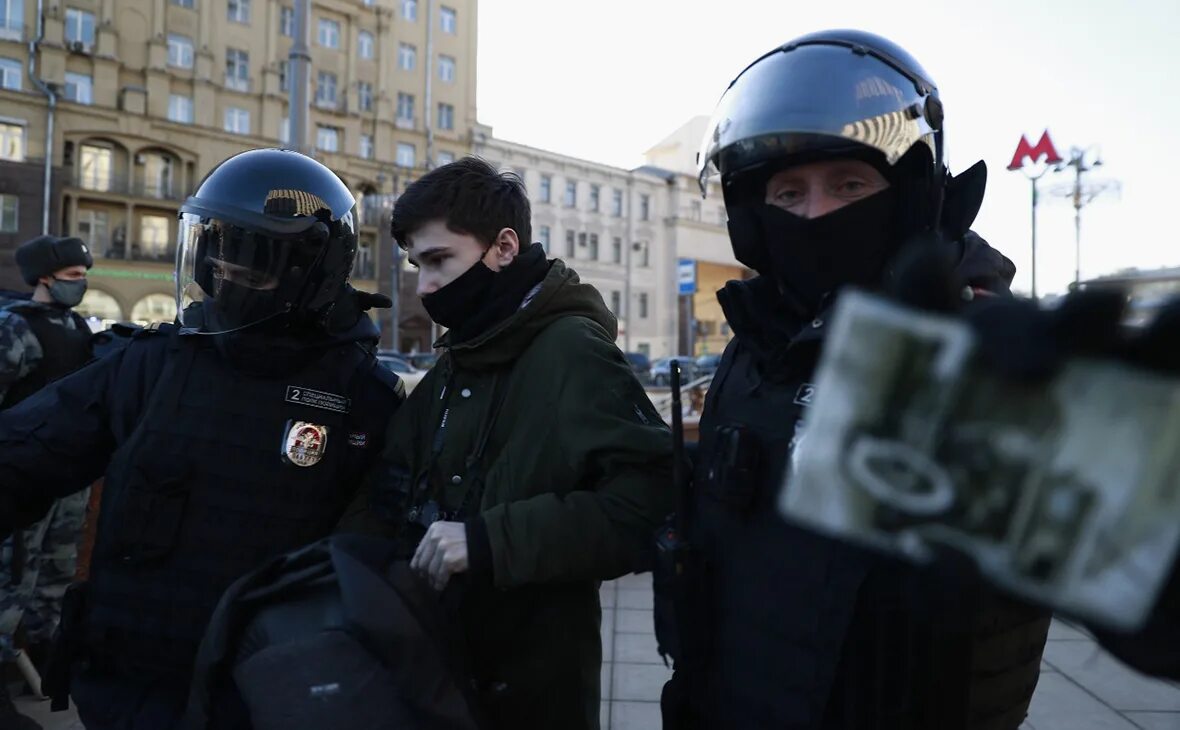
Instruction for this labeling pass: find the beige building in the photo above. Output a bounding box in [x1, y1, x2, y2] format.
[474, 120, 741, 360]
[0, 0, 477, 336]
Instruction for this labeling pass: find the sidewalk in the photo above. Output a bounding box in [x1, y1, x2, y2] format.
[21, 575, 1180, 730]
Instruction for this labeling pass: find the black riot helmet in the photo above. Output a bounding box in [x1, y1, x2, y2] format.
[698, 30, 966, 309]
[176, 149, 358, 333]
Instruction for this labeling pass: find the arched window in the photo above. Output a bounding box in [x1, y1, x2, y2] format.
[76, 288, 123, 330]
[130, 293, 177, 325]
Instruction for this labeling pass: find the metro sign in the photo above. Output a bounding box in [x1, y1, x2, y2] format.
[1008, 130, 1063, 171]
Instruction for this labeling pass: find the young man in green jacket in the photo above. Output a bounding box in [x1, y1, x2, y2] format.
[338, 157, 673, 730]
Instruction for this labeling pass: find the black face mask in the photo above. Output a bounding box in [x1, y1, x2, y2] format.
[421, 258, 496, 331]
[737, 189, 898, 318]
[48, 277, 88, 308]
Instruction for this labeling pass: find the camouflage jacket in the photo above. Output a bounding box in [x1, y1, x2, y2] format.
[0, 295, 90, 404]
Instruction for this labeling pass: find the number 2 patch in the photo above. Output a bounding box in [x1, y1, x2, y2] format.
[793, 383, 816, 407]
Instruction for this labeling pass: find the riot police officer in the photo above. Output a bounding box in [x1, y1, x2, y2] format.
[0, 148, 404, 729]
[663, 31, 1052, 730]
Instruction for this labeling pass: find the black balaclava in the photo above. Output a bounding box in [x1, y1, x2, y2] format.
[724, 146, 939, 321]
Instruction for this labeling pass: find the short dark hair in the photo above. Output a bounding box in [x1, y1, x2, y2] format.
[390, 156, 531, 251]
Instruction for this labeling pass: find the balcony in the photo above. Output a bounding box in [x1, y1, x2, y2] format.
[90, 237, 177, 263]
[63, 169, 188, 201]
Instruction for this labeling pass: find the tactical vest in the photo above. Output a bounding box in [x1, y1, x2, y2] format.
[83, 331, 381, 676]
[691, 334, 1050, 730]
[0, 302, 93, 409]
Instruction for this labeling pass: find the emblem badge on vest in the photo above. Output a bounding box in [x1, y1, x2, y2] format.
[794, 383, 817, 407]
[283, 420, 329, 467]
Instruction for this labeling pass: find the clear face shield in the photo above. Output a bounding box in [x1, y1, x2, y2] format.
[175, 210, 329, 332]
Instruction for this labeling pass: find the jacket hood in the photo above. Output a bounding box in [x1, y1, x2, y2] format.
[443, 259, 617, 370]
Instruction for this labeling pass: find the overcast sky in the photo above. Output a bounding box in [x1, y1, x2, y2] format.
[475, 0, 1180, 296]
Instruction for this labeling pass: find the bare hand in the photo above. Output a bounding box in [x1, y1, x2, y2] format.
[410, 520, 469, 591]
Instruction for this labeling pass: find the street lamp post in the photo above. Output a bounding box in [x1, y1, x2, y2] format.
[1048, 146, 1120, 288]
[1007, 131, 1063, 300]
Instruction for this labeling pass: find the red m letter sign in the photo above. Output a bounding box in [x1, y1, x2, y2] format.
[1008, 131, 1063, 170]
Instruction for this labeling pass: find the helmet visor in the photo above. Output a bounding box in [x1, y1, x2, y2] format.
[698, 43, 940, 195]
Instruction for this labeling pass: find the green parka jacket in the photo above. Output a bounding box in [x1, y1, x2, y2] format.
[339, 259, 674, 730]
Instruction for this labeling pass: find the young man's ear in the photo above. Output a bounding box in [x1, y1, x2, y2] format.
[489, 227, 520, 268]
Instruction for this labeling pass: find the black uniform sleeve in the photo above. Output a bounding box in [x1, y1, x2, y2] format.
[0, 345, 128, 537]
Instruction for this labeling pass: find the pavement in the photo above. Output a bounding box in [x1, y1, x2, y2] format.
[16, 574, 1180, 730]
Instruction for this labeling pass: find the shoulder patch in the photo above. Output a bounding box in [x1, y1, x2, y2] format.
[368, 357, 407, 401]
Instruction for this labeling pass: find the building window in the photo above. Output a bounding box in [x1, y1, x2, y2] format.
[577, 232, 586, 251]
[396, 142, 415, 168]
[398, 43, 416, 71]
[168, 94, 193, 123]
[588, 233, 599, 260]
[0, 194, 16, 232]
[539, 225, 551, 252]
[171, 0, 195, 7]
[638, 293, 649, 319]
[690, 200, 701, 220]
[402, 0, 417, 21]
[589, 185, 600, 212]
[316, 125, 339, 152]
[611, 188, 623, 217]
[437, 102, 454, 130]
[225, 48, 250, 91]
[63, 72, 92, 104]
[0, 56, 21, 90]
[140, 215, 171, 258]
[439, 5, 456, 33]
[438, 55, 455, 82]
[279, 6, 293, 36]
[64, 8, 95, 50]
[224, 107, 250, 134]
[278, 60, 289, 92]
[396, 92, 414, 122]
[539, 175, 551, 203]
[143, 154, 173, 198]
[279, 117, 290, 144]
[639, 241, 650, 267]
[76, 209, 109, 254]
[436, 150, 454, 165]
[227, 0, 250, 24]
[564, 180, 576, 208]
[359, 133, 374, 159]
[0, 0, 24, 39]
[640, 194, 650, 221]
[358, 30, 374, 60]
[79, 144, 112, 191]
[318, 18, 340, 48]
[167, 33, 193, 68]
[316, 71, 337, 107]
[0, 122, 22, 161]
[356, 81, 373, 112]
[565, 230, 575, 257]
[612, 236, 622, 264]
[610, 291, 620, 316]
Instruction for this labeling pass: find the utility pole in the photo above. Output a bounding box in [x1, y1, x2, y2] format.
[288, 0, 312, 154]
[1049, 146, 1120, 287]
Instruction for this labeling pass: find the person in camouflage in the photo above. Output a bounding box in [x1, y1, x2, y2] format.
[0, 235, 95, 729]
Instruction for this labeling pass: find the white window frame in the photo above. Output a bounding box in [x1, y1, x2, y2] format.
[225, 48, 250, 91]
[63, 72, 92, 104]
[0, 193, 17, 233]
[316, 71, 337, 107]
[316, 125, 339, 152]
[139, 215, 171, 258]
[223, 106, 250, 135]
[396, 142, 414, 168]
[0, 56, 21, 90]
[1, 121, 26, 161]
[438, 54, 455, 83]
[279, 6, 294, 36]
[64, 7, 95, 50]
[79, 144, 113, 192]
[539, 175, 551, 203]
[317, 18, 340, 48]
[358, 31, 374, 60]
[359, 133, 374, 160]
[612, 188, 623, 217]
[227, 0, 250, 24]
[564, 180, 576, 208]
[356, 81, 373, 112]
[167, 33, 193, 69]
[167, 94, 194, 123]
[278, 60, 289, 92]
[402, 0, 417, 21]
[0, 0, 24, 40]
[398, 43, 416, 71]
[436, 151, 454, 166]
[437, 102, 454, 131]
[440, 6, 456, 34]
[396, 92, 414, 122]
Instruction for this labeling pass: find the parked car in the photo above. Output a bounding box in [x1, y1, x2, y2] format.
[695, 353, 723, 378]
[649, 357, 699, 387]
[622, 351, 652, 379]
[376, 351, 427, 393]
